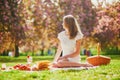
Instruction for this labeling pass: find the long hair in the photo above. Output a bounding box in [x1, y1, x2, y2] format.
[63, 15, 83, 39]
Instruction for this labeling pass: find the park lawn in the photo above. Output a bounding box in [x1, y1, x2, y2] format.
[0, 55, 120, 80]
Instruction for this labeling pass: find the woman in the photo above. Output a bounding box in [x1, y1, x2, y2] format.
[52, 15, 93, 68]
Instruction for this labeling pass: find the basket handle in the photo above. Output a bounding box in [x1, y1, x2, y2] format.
[97, 43, 101, 56]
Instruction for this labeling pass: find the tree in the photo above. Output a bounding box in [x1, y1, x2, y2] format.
[20, 0, 97, 54]
[0, 0, 26, 57]
[93, 1, 120, 54]
[0, 0, 97, 56]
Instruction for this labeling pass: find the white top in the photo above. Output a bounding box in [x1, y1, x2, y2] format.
[58, 31, 83, 63]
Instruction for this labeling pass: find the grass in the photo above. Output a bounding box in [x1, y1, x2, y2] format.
[0, 55, 120, 80]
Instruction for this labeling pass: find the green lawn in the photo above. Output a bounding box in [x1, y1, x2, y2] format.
[0, 55, 120, 80]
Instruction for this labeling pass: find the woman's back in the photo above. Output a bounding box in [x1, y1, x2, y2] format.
[58, 31, 83, 62]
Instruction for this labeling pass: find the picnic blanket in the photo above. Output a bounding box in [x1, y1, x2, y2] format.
[0, 66, 98, 72]
[0, 60, 98, 71]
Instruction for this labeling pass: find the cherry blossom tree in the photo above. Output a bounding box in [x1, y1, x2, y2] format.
[93, 1, 120, 54]
[0, 0, 27, 57]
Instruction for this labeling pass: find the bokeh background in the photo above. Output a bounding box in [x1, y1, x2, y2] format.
[0, 0, 120, 57]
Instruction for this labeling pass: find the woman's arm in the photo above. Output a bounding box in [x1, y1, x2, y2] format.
[53, 42, 62, 62]
[58, 39, 81, 60]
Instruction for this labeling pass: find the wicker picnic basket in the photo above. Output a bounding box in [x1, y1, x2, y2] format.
[87, 43, 111, 66]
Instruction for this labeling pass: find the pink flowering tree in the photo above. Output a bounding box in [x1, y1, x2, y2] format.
[0, 0, 97, 56]
[93, 2, 120, 54]
[20, 0, 96, 55]
[0, 0, 28, 57]
[32, 0, 97, 50]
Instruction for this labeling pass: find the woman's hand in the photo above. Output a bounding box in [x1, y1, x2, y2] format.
[57, 56, 68, 62]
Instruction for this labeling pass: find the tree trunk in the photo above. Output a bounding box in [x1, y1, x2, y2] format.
[32, 47, 34, 56]
[14, 44, 19, 57]
[2, 50, 7, 56]
[41, 49, 44, 56]
[115, 46, 119, 54]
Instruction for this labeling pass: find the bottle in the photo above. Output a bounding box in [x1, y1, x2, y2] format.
[27, 56, 32, 64]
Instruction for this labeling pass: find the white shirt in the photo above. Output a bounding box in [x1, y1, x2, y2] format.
[58, 31, 83, 63]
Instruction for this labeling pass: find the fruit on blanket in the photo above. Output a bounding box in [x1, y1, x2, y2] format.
[37, 60, 51, 70]
[13, 64, 31, 71]
[13, 64, 21, 69]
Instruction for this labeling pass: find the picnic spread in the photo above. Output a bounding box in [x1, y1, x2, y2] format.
[0, 43, 111, 71]
[0, 60, 51, 71]
[0, 62, 98, 72]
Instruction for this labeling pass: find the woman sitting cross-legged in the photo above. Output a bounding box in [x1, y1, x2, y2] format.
[52, 15, 93, 68]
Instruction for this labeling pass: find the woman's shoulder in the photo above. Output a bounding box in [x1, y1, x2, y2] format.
[57, 31, 65, 39]
[75, 32, 84, 40]
[58, 31, 65, 36]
